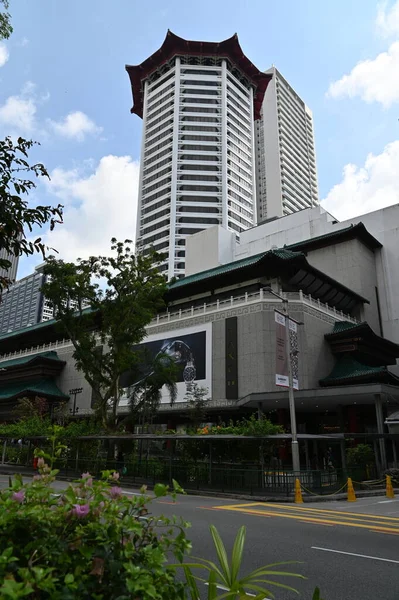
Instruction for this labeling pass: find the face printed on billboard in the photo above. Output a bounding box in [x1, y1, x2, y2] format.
[119, 323, 212, 404]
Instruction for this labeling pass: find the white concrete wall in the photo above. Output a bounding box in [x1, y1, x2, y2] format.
[238, 203, 399, 346]
[185, 226, 235, 276]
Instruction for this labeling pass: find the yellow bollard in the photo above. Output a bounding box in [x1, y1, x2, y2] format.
[347, 477, 357, 502]
[386, 475, 395, 499]
[294, 478, 304, 503]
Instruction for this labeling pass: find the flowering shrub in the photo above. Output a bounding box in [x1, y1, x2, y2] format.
[0, 463, 190, 599]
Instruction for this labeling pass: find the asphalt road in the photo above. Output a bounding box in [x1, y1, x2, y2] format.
[149, 492, 399, 600]
[1, 475, 399, 600]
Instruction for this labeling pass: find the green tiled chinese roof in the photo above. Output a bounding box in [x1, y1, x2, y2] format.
[0, 351, 64, 370]
[168, 248, 304, 290]
[320, 356, 399, 386]
[328, 321, 365, 335]
[0, 379, 69, 401]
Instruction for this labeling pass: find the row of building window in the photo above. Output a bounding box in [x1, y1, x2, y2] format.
[146, 126, 173, 147]
[142, 197, 171, 216]
[228, 209, 252, 227]
[228, 189, 253, 209]
[142, 176, 171, 195]
[147, 69, 175, 93]
[227, 93, 250, 119]
[144, 147, 171, 167]
[228, 200, 253, 220]
[142, 185, 171, 204]
[146, 90, 174, 116]
[181, 79, 219, 87]
[228, 179, 251, 199]
[180, 134, 219, 142]
[179, 174, 219, 182]
[142, 218, 170, 236]
[181, 124, 220, 133]
[143, 166, 171, 185]
[180, 162, 220, 172]
[146, 115, 173, 137]
[181, 115, 219, 123]
[143, 156, 171, 175]
[147, 81, 175, 104]
[142, 207, 171, 225]
[182, 87, 219, 96]
[178, 205, 220, 214]
[227, 122, 251, 147]
[146, 107, 174, 128]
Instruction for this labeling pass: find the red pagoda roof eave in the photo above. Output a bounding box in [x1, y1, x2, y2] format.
[126, 30, 272, 120]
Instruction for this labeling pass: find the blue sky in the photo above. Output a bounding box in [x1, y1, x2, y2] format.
[1, 0, 399, 278]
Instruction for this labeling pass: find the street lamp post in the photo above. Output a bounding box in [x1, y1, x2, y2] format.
[264, 287, 301, 473]
[69, 387, 83, 416]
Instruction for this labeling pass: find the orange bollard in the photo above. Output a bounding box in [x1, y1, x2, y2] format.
[347, 477, 357, 502]
[386, 475, 395, 499]
[294, 478, 304, 503]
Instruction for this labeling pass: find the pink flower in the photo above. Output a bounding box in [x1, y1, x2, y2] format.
[109, 486, 122, 499]
[37, 457, 45, 468]
[12, 490, 25, 503]
[111, 472, 120, 481]
[81, 473, 93, 487]
[32, 475, 42, 482]
[72, 503, 90, 518]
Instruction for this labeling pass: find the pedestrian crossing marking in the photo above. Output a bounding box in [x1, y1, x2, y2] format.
[204, 503, 399, 534]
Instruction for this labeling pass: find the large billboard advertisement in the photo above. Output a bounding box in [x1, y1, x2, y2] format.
[119, 323, 212, 404]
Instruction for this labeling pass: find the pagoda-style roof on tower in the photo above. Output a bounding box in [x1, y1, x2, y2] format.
[126, 30, 272, 120]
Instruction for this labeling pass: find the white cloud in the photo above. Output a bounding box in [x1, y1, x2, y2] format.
[327, 41, 399, 108]
[43, 155, 140, 262]
[322, 140, 399, 220]
[0, 93, 37, 133]
[48, 111, 102, 141]
[376, 0, 399, 37]
[0, 42, 9, 67]
[0, 81, 49, 135]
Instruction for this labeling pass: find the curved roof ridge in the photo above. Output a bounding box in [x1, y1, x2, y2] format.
[126, 31, 272, 119]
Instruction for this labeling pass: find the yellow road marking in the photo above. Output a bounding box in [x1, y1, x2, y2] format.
[214, 502, 399, 522]
[268, 503, 399, 522]
[298, 519, 333, 526]
[208, 506, 399, 534]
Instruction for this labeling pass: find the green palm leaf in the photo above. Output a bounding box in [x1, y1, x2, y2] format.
[231, 525, 246, 582]
[210, 524, 232, 586]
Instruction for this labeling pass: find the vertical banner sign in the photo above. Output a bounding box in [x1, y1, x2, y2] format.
[275, 311, 288, 387]
[289, 319, 299, 390]
[225, 317, 238, 399]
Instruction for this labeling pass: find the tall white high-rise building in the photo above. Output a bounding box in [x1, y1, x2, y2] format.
[126, 31, 271, 279]
[255, 66, 319, 223]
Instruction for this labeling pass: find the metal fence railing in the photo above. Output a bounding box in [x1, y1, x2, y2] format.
[0, 447, 381, 498]
[58, 458, 357, 497]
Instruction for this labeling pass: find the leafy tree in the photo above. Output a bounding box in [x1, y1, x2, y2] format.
[185, 384, 209, 431]
[121, 351, 178, 430]
[42, 239, 176, 430]
[346, 443, 375, 466]
[0, 0, 12, 40]
[0, 137, 63, 293]
[13, 396, 49, 421]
